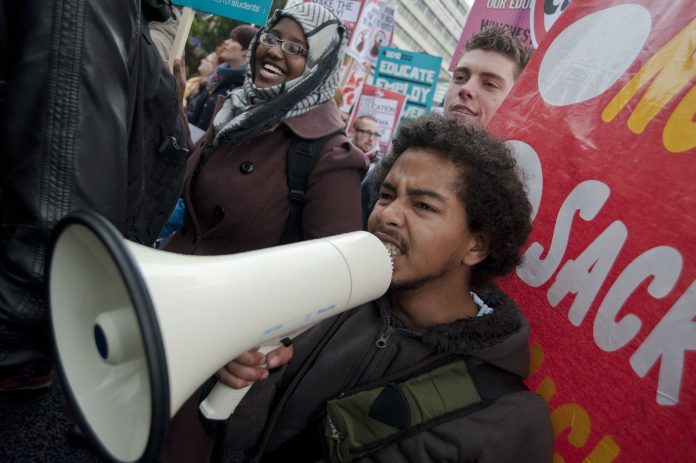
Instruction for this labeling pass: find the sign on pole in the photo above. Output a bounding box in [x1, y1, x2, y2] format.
[346, 0, 396, 66]
[168, 7, 197, 70]
[373, 47, 441, 120]
[489, 0, 696, 460]
[172, 0, 273, 25]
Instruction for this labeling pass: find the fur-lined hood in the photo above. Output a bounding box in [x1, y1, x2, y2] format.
[378, 286, 532, 378]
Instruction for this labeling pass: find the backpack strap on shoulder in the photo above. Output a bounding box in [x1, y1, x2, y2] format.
[321, 356, 527, 463]
[465, 358, 528, 401]
[278, 128, 346, 245]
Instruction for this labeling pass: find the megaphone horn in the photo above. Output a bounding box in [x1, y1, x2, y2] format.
[47, 210, 392, 463]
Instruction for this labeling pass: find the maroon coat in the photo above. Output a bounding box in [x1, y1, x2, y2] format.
[163, 100, 368, 256]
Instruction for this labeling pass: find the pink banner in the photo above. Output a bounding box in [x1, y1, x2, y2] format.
[449, 0, 532, 71]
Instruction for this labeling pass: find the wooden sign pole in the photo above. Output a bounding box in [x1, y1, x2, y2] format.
[168, 6, 196, 71]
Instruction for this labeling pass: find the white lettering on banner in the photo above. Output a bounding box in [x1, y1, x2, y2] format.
[594, 246, 683, 352]
[378, 61, 437, 83]
[374, 78, 431, 105]
[517, 180, 611, 287]
[508, 0, 531, 8]
[409, 86, 432, 104]
[547, 221, 627, 326]
[631, 280, 696, 406]
[520, 177, 694, 405]
[374, 77, 404, 91]
[402, 106, 425, 119]
[374, 77, 408, 94]
[211, 0, 260, 12]
[506, 141, 543, 222]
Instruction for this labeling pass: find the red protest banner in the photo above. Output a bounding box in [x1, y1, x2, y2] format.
[489, 1, 696, 460]
[529, 0, 573, 48]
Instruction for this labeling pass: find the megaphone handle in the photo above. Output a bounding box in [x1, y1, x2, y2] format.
[199, 345, 276, 420]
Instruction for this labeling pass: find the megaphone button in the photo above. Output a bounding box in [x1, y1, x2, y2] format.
[214, 204, 225, 220]
[240, 161, 254, 174]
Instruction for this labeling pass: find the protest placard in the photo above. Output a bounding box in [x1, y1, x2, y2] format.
[172, 0, 273, 25]
[346, 0, 396, 66]
[339, 60, 368, 115]
[488, 0, 696, 460]
[373, 47, 441, 120]
[349, 84, 406, 155]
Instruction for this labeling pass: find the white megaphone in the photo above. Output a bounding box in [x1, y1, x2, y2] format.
[47, 211, 392, 463]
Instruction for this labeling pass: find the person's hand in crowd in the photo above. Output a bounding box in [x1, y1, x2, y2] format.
[215, 344, 294, 389]
[173, 58, 187, 104]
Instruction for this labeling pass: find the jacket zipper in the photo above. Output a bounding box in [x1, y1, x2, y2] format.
[338, 309, 392, 391]
[375, 325, 394, 348]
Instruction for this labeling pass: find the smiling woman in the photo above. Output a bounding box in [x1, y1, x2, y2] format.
[163, 3, 364, 257]
[254, 19, 308, 88]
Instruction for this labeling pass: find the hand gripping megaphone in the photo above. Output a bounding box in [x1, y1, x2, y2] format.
[47, 211, 392, 463]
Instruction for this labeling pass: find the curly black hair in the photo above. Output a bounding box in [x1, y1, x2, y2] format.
[465, 25, 532, 78]
[371, 114, 532, 288]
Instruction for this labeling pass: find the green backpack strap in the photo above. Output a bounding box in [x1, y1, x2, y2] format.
[278, 128, 346, 245]
[321, 356, 528, 463]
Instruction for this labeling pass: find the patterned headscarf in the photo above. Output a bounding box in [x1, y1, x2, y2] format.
[212, 3, 347, 147]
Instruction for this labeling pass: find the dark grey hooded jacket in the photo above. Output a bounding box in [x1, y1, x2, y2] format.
[218, 286, 553, 463]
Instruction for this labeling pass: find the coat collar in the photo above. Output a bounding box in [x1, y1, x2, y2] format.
[282, 100, 346, 139]
[377, 286, 529, 376]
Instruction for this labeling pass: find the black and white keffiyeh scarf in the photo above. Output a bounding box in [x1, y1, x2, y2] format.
[212, 3, 347, 147]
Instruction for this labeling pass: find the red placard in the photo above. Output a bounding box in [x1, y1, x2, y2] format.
[348, 84, 406, 155]
[489, 1, 696, 460]
[339, 60, 368, 114]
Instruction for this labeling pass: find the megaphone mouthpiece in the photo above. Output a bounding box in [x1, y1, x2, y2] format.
[94, 308, 141, 365]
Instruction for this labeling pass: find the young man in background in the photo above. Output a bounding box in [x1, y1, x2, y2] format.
[362, 26, 531, 226]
